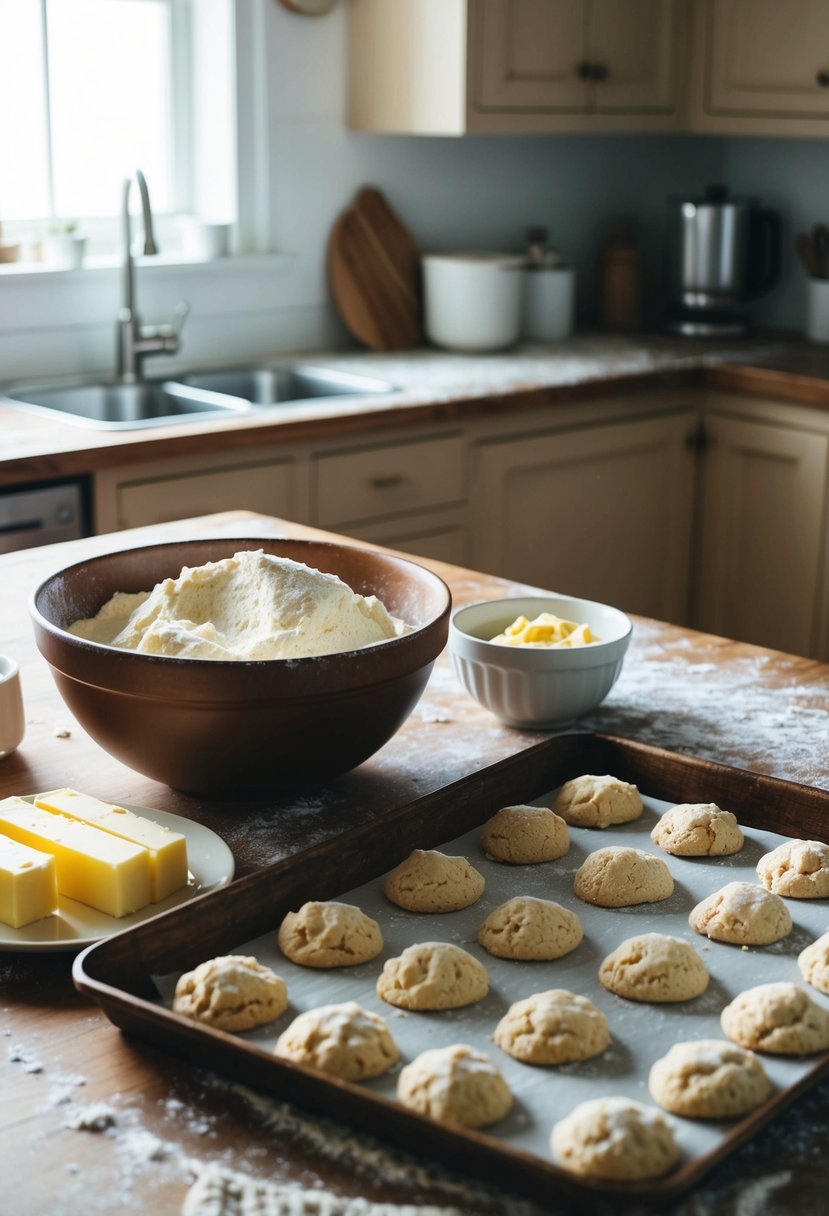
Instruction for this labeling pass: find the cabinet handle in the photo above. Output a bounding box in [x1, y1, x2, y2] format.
[817, 70, 829, 88]
[369, 474, 406, 490]
[685, 420, 708, 452]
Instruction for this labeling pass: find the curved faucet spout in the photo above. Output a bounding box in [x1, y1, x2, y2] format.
[118, 170, 187, 382]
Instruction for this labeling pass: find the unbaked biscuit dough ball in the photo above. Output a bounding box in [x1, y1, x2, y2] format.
[277, 901, 383, 968]
[756, 839, 829, 899]
[574, 847, 674, 908]
[383, 849, 485, 913]
[173, 955, 287, 1032]
[480, 803, 569, 864]
[493, 989, 609, 1065]
[397, 1044, 513, 1128]
[274, 1001, 399, 1081]
[689, 881, 792, 946]
[376, 942, 488, 1011]
[478, 895, 583, 961]
[651, 803, 744, 857]
[554, 774, 643, 829]
[551, 1097, 680, 1181]
[648, 1040, 770, 1118]
[599, 933, 709, 1003]
[798, 931, 829, 995]
[720, 982, 829, 1055]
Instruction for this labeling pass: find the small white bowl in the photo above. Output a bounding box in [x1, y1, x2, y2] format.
[449, 595, 632, 728]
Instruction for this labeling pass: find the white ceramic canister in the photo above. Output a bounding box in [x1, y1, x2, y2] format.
[422, 253, 526, 353]
[523, 266, 576, 342]
[806, 278, 829, 344]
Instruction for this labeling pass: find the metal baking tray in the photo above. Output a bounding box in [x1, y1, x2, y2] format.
[73, 734, 829, 1209]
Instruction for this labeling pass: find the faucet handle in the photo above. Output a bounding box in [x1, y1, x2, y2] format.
[142, 300, 189, 346]
[169, 300, 190, 339]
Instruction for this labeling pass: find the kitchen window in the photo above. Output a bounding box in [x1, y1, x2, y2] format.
[0, 0, 237, 256]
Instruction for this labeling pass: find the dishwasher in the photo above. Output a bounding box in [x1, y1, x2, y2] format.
[0, 479, 89, 554]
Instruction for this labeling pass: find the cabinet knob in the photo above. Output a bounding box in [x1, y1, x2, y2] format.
[576, 61, 593, 80]
[817, 70, 829, 88]
[592, 63, 609, 82]
[685, 420, 708, 452]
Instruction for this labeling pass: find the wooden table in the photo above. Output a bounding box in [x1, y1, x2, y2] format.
[3, 511, 829, 1216]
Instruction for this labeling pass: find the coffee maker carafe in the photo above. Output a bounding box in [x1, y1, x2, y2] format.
[665, 185, 780, 336]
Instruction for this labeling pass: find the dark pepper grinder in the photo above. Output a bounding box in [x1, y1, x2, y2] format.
[599, 222, 642, 332]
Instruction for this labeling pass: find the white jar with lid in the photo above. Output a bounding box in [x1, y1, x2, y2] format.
[422, 253, 526, 353]
[523, 267, 575, 342]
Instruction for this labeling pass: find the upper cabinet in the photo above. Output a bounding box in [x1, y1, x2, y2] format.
[349, 0, 829, 138]
[347, 0, 684, 135]
[687, 0, 829, 135]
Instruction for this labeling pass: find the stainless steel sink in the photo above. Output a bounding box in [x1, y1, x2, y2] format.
[1, 380, 251, 431]
[178, 364, 396, 405]
[1, 363, 396, 431]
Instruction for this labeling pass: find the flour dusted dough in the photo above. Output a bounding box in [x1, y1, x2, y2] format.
[651, 803, 744, 857]
[554, 774, 643, 829]
[477, 895, 583, 961]
[599, 933, 709, 1003]
[648, 1040, 770, 1118]
[798, 931, 829, 995]
[173, 955, 288, 1032]
[688, 881, 792, 946]
[756, 839, 829, 899]
[383, 849, 485, 913]
[480, 803, 569, 864]
[721, 982, 829, 1055]
[376, 942, 488, 1011]
[573, 847, 674, 908]
[277, 901, 383, 968]
[274, 1002, 399, 1081]
[396, 1044, 513, 1128]
[551, 1097, 679, 1181]
[493, 989, 609, 1065]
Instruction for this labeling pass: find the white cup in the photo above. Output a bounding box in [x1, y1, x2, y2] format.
[0, 656, 25, 758]
[177, 216, 231, 260]
[523, 266, 575, 342]
[806, 279, 829, 344]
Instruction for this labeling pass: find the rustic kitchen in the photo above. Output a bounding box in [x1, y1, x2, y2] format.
[3, 2, 829, 1214]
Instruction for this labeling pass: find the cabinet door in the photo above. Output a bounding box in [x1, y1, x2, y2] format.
[590, 0, 679, 112]
[115, 460, 295, 530]
[706, 0, 829, 117]
[474, 0, 590, 111]
[695, 415, 828, 657]
[471, 411, 696, 622]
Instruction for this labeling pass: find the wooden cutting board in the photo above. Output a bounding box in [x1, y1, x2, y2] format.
[327, 186, 423, 350]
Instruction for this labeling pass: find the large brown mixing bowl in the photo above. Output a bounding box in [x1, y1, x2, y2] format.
[30, 538, 451, 797]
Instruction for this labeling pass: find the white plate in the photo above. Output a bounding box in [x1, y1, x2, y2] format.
[1, 801, 234, 952]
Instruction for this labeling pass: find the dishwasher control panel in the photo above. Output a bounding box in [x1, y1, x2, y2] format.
[0, 480, 88, 553]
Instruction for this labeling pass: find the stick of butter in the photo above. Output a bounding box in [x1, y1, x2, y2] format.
[35, 788, 188, 903]
[0, 796, 151, 918]
[0, 835, 59, 928]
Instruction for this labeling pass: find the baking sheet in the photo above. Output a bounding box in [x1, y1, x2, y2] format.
[154, 788, 829, 1173]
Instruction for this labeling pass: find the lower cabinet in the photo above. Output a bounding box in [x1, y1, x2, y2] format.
[470, 409, 697, 622]
[94, 449, 296, 532]
[694, 401, 829, 658]
[91, 388, 829, 659]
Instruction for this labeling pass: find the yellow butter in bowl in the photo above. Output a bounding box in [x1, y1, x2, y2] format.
[490, 612, 598, 649]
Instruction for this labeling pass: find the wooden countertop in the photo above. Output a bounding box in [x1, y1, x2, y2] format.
[3, 511, 829, 1216]
[4, 334, 829, 488]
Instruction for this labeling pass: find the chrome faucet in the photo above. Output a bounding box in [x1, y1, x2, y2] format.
[116, 170, 188, 381]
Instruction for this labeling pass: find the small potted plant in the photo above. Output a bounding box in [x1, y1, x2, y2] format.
[41, 219, 86, 269]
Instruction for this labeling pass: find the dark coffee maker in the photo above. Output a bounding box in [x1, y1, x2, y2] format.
[664, 185, 780, 336]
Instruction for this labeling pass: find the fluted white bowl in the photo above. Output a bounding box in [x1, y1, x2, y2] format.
[449, 594, 632, 728]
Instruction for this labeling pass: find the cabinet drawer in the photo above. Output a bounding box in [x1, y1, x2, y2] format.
[313, 435, 466, 527]
[116, 460, 294, 530]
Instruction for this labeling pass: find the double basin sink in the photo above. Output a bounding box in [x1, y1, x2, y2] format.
[1, 364, 396, 431]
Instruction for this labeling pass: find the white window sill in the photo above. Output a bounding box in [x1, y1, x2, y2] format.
[0, 251, 295, 282]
